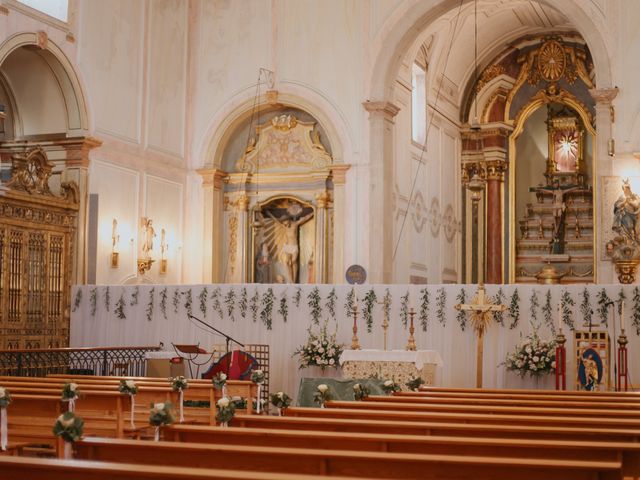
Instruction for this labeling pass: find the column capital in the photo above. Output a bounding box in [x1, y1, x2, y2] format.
[485, 160, 508, 181]
[363, 100, 401, 120]
[589, 87, 618, 105]
[315, 191, 332, 209]
[197, 167, 228, 190]
[330, 164, 351, 185]
[63, 136, 102, 168]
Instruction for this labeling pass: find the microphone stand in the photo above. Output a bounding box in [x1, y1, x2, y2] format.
[187, 314, 245, 377]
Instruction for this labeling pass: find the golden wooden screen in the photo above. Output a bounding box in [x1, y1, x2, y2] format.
[0, 147, 78, 349]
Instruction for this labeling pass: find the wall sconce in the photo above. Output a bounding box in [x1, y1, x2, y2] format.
[137, 217, 155, 275]
[160, 228, 168, 275]
[111, 218, 119, 268]
[608, 138, 616, 157]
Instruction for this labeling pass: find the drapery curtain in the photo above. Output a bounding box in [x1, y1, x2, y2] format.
[71, 284, 638, 399]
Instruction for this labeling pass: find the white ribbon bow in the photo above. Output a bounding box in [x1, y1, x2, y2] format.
[130, 394, 136, 428]
[1, 408, 7, 451]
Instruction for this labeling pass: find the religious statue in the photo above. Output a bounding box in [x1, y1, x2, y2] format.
[612, 179, 640, 243]
[530, 181, 580, 254]
[141, 218, 156, 258]
[255, 242, 272, 284]
[266, 210, 314, 283]
[581, 354, 599, 391]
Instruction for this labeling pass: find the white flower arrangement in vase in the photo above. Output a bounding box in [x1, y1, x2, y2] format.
[504, 328, 556, 378]
[294, 320, 343, 371]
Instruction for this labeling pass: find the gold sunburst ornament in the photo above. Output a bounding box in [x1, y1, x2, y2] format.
[537, 40, 566, 82]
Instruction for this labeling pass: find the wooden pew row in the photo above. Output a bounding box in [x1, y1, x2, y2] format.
[406, 390, 640, 404]
[0, 456, 354, 480]
[168, 424, 640, 478]
[284, 406, 640, 430]
[324, 399, 640, 419]
[6, 394, 62, 447]
[74, 436, 622, 480]
[230, 414, 640, 443]
[419, 386, 640, 398]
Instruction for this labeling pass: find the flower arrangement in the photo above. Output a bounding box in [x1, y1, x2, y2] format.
[53, 412, 84, 443]
[294, 320, 343, 371]
[0, 387, 10, 408]
[353, 383, 369, 401]
[504, 329, 556, 377]
[118, 379, 138, 395]
[170, 376, 188, 422]
[216, 397, 236, 427]
[149, 402, 174, 441]
[212, 372, 227, 389]
[230, 396, 247, 409]
[250, 370, 265, 384]
[270, 391, 291, 416]
[313, 384, 331, 408]
[405, 377, 424, 392]
[61, 383, 79, 412]
[382, 380, 400, 395]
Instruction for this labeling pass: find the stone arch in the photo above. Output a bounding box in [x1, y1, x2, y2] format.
[0, 32, 89, 136]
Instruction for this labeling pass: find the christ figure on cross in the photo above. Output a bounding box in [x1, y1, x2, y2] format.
[455, 284, 507, 388]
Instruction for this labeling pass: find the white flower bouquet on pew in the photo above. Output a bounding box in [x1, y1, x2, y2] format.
[504, 329, 556, 378]
[149, 402, 175, 441]
[0, 387, 11, 451]
[216, 397, 236, 427]
[53, 411, 84, 459]
[294, 320, 343, 371]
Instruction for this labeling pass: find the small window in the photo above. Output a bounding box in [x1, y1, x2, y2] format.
[411, 63, 426, 144]
[17, 0, 68, 22]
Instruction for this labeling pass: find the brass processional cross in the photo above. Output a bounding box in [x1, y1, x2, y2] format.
[454, 284, 507, 388]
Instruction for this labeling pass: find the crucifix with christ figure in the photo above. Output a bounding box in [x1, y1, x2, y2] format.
[455, 284, 507, 388]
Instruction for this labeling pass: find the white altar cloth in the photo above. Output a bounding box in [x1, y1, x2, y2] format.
[339, 349, 444, 370]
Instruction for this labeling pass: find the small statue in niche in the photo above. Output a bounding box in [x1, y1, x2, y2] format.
[612, 179, 640, 242]
[266, 210, 313, 283]
[141, 218, 156, 258]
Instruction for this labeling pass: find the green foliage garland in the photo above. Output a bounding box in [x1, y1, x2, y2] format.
[419, 287, 430, 332]
[260, 288, 275, 330]
[508, 289, 520, 329]
[529, 290, 539, 323]
[105, 286, 111, 312]
[72, 289, 82, 313]
[146, 287, 155, 322]
[435, 288, 446, 325]
[278, 291, 288, 323]
[172, 289, 180, 314]
[362, 289, 378, 333]
[542, 289, 555, 335]
[596, 288, 612, 326]
[159, 287, 168, 320]
[633, 287, 640, 335]
[617, 288, 627, 317]
[183, 289, 193, 317]
[115, 293, 126, 319]
[250, 289, 259, 322]
[400, 292, 410, 328]
[307, 287, 322, 325]
[325, 288, 337, 320]
[561, 289, 575, 330]
[344, 288, 356, 319]
[239, 287, 248, 319]
[90, 288, 97, 317]
[224, 288, 236, 322]
[130, 286, 139, 306]
[492, 288, 506, 326]
[456, 288, 467, 331]
[198, 287, 208, 318]
[383, 288, 393, 326]
[210, 287, 223, 319]
[579, 288, 594, 328]
[293, 287, 302, 308]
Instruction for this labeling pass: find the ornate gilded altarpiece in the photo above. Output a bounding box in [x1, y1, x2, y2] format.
[0, 147, 78, 349]
[223, 114, 334, 283]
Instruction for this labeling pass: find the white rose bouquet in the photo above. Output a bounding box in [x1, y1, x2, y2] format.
[250, 369, 265, 414]
[405, 377, 424, 392]
[313, 384, 331, 408]
[170, 376, 188, 422]
[294, 320, 343, 371]
[382, 380, 401, 395]
[504, 330, 556, 378]
[149, 402, 175, 441]
[118, 379, 139, 395]
[0, 387, 11, 452]
[216, 397, 236, 427]
[270, 391, 292, 416]
[61, 383, 79, 412]
[53, 411, 84, 457]
[353, 383, 369, 401]
[0, 387, 11, 409]
[212, 372, 227, 390]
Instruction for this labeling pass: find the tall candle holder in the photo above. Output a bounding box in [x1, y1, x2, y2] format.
[351, 305, 361, 350]
[555, 329, 567, 390]
[405, 308, 417, 351]
[617, 330, 629, 391]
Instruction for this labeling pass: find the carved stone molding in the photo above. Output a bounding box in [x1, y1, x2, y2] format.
[363, 101, 401, 120]
[36, 30, 48, 49]
[589, 87, 618, 105]
[330, 164, 350, 185]
[198, 168, 228, 190]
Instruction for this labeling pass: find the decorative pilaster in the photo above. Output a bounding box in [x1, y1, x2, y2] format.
[331, 164, 350, 283]
[364, 100, 400, 283]
[198, 168, 228, 282]
[314, 191, 331, 283]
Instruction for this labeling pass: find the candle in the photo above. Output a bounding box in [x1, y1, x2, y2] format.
[558, 301, 562, 331]
[621, 300, 625, 331]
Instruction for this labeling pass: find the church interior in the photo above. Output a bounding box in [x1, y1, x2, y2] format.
[3, 0, 640, 478]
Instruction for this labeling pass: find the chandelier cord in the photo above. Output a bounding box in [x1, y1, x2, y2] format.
[392, 0, 465, 262]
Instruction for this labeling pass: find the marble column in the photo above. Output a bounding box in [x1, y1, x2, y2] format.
[461, 131, 484, 283]
[363, 101, 400, 283]
[314, 191, 330, 283]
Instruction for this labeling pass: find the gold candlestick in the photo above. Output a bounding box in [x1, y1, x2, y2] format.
[406, 308, 417, 351]
[379, 297, 391, 351]
[351, 305, 361, 350]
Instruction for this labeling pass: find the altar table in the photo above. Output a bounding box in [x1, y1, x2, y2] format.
[339, 349, 443, 389]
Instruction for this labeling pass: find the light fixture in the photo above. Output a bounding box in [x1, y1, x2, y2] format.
[470, 0, 481, 131]
[111, 218, 119, 268]
[160, 228, 168, 275]
[137, 217, 155, 275]
[608, 138, 615, 157]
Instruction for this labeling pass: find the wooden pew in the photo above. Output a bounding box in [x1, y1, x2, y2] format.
[0, 456, 352, 480]
[284, 406, 640, 430]
[419, 386, 640, 399]
[74, 436, 622, 480]
[5, 394, 62, 447]
[406, 391, 640, 404]
[168, 423, 640, 477]
[324, 399, 640, 419]
[231, 414, 640, 443]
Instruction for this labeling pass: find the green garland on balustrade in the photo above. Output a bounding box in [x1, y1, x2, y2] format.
[293, 287, 302, 308]
[130, 286, 139, 307]
[115, 292, 126, 320]
[435, 288, 446, 325]
[560, 288, 575, 330]
[72, 289, 82, 313]
[90, 288, 97, 317]
[146, 287, 155, 322]
[400, 291, 410, 328]
[325, 288, 337, 320]
[239, 287, 248, 319]
[456, 288, 467, 331]
[210, 287, 223, 320]
[250, 289, 259, 322]
[183, 289, 193, 317]
[542, 289, 555, 335]
[278, 291, 288, 323]
[529, 290, 539, 323]
[363, 289, 378, 333]
[580, 288, 593, 328]
[617, 288, 627, 317]
[159, 287, 168, 319]
[492, 288, 506, 326]
[632, 287, 640, 335]
[596, 288, 612, 326]
[172, 289, 180, 314]
[307, 287, 322, 325]
[419, 287, 430, 332]
[260, 288, 275, 330]
[104, 286, 111, 312]
[198, 287, 208, 318]
[508, 289, 520, 329]
[344, 288, 356, 320]
[224, 289, 236, 322]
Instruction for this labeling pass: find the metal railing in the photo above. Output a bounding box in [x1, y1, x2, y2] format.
[0, 346, 161, 377]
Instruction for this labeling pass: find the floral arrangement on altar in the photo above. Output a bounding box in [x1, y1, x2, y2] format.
[504, 328, 556, 377]
[294, 320, 343, 370]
